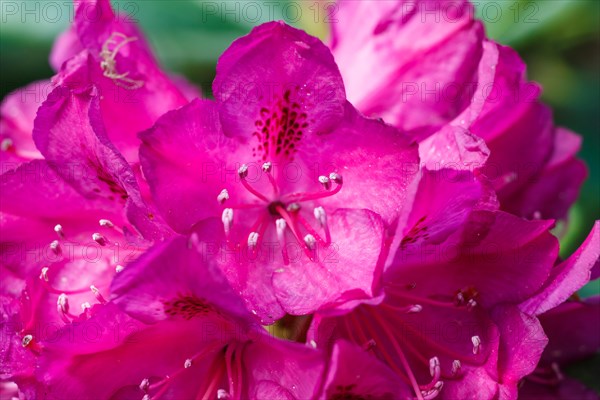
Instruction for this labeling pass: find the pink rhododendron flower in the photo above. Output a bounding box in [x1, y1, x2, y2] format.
[309, 169, 560, 399]
[1, 0, 599, 399]
[328, 0, 587, 221]
[139, 21, 420, 322]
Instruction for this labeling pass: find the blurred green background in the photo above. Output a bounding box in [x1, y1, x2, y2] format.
[1, 0, 599, 392]
[1, 0, 597, 251]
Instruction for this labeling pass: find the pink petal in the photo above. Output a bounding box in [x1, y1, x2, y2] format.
[49, 25, 82, 72]
[419, 125, 489, 171]
[501, 128, 587, 220]
[245, 338, 325, 400]
[110, 234, 254, 325]
[305, 102, 420, 224]
[272, 209, 385, 315]
[32, 84, 170, 240]
[389, 168, 497, 266]
[330, 0, 484, 137]
[390, 211, 558, 308]
[319, 340, 411, 399]
[491, 306, 548, 399]
[214, 21, 346, 144]
[520, 221, 600, 315]
[0, 81, 48, 164]
[139, 99, 248, 233]
[539, 296, 600, 365]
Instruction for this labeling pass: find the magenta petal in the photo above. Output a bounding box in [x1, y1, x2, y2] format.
[245, 338, 325, 400]
[389, 168, 497, 266]
[33, 85, 138, 200]
[139, 99, 245, 233]
[272, 209, 385, 315]
[320, 340, 411, 399]
[492, 306, 548, 399]
[330, 0, 484, 137]
[32, 84, 169, 240]
[520, 221, 600, 315]
[539, 296, 600, 365]
[419, 125, 489, 171]
[306, 102, 419, 224]
[111, 234, 253, 325]
[49, 25, 82, 72]
[501, 128, 588, 220]
[214, 21, 346, 141]
[390, 211, 558, 308]
[37, 304, 222, 399]
[0, 81, 48, 164]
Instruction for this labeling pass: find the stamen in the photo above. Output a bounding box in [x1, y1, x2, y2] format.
[238, 164, 249, 179]
[142, 395, 150, 400]
[100, 32, 144, 90]
[318, 175, 331, 190]
[407, 304, 423, 313]
[304, 234, 316, 250]
[283, 173, 343, 203]
[247, 232, 259, 249]
[551, 362, 564, 381]
[238, 164, 269, 202]
[217, 189, 229, 204]
[81, 302, 92, 315]
[471, 335, 481, 355]
[222, 209, 234, 234]
[420, 356, 442, 392]
[313, 206, 326, 227]
[54, 224, 64, 239]
[309, 340, 317, 349]
[329, 172, 343, 184]
[276, 218, 289, 265]
[313, 206, 331, 243]
[92, 233, 107, 246]
[429, 357, 440, 378]
[50, 240, 61, 256]
[275, 205, 315, 259]
[90, 285, 107, 304]
[286, 203, 300, 213]
[115, 265, 125, 273]
[466, 299, 477, 310]
[140, 378, 150, 392]
[22, 334, 33, 348]
[184, 358, 193, 369]
[262, 162, 279, 196]
[421, 381, 443, 400]
[452, 360, 462, 376]
[57, 293, 70, 323]
[296, 214, 327, 247]
[40, 267, 49, 282]
[217, 389, 231, 399]
[99, 219, 114, 228]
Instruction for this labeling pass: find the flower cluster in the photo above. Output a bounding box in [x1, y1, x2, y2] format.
[1, 0, 598, 399]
